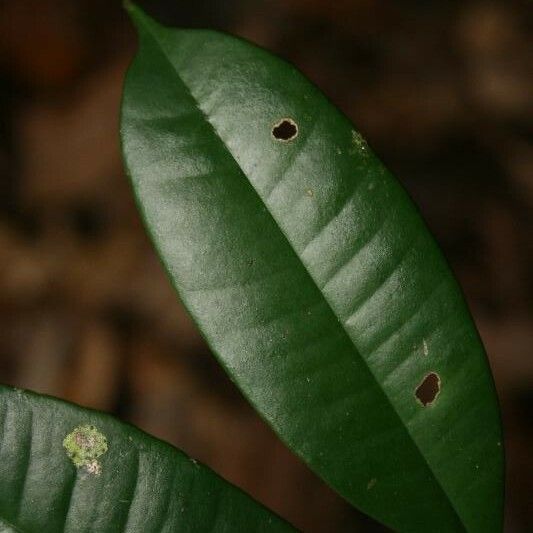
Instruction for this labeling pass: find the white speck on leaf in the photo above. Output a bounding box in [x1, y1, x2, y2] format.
[423, 339, 429, 356]
[367, 478, 377, 490]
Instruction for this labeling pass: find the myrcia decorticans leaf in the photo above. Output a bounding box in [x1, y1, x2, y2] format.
[120, 3, 504, 532]
[0, 387, 294, 532]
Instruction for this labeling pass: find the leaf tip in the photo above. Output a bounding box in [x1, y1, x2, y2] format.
[123, 1, 158, 31]
[122, 0, 134, 14]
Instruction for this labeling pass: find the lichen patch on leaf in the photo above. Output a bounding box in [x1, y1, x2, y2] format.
[85, 459, 102, 476]
[63, 424, 108, 475]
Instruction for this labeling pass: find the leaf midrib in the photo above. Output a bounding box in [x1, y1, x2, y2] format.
[129, 13, 465, 530]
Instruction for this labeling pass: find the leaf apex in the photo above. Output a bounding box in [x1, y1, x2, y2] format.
[122, 0, 134, 13]
[123, 1, 159, 32]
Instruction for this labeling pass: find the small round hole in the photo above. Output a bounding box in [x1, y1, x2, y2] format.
[415, 372, 441, 406]
[272, 118, 298, 142]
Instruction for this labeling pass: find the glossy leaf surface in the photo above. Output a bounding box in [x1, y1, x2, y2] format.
[0, 387, 293, 532]
[121, 4, 504, 531]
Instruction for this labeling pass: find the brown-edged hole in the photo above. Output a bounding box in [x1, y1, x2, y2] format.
[272, 118, 298, 141]
[415, 372, 441, 406]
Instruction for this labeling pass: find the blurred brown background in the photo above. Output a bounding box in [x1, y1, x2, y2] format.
[0, 0, 531, 531]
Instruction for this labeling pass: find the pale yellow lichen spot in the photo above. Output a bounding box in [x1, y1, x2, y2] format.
[63, 424, 108, 476]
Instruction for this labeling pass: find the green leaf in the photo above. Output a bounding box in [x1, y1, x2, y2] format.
[121, 4, 504, 531]
[0, 386, 294, 532]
